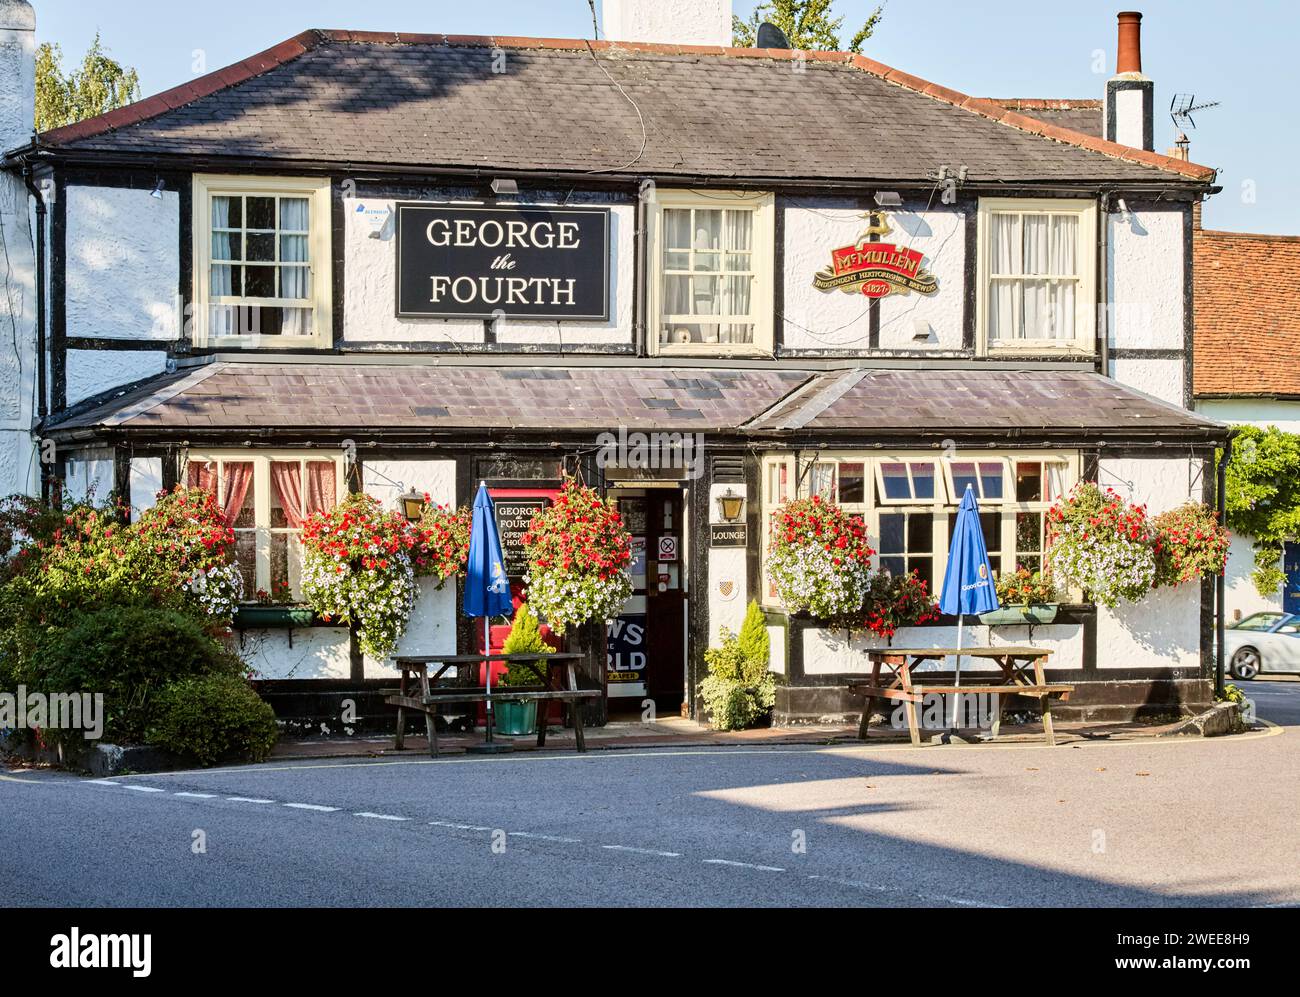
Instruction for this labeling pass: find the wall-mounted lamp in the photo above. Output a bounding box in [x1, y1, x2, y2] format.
[490, 178, 519, 196]
[873, 190, 902, 207]
[399, 487, 426, 522]
[150, 178, 166, 199]
[717, 488, 745, 523]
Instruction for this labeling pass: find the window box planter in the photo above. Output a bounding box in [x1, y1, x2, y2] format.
[493, 699, 538, 737]
[979, 605, 1059, 626]
[233, 605, 322, 629]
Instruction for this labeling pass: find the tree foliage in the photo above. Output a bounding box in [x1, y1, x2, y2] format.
[35, 34, 140, 133]
[732, 0, 883, 53]
[1222, 425, 1300, 595]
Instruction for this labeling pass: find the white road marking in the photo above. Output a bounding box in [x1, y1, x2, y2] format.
[226, 796, 275, 804]
[601, 844, 681, 857]
[120, 785, 166, 793]
[704, 858, 785, 872]
[355, 811, 410, 821]
[508, 832, 582, 843]
[283, 803, 341, 812]
[174, 792, 217, 799]
[85, 780, 118, 785]
[428, 820, 492, 831]
[806, 874, 1005, 908]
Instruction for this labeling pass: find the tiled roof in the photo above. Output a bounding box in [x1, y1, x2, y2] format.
[1194, 229, 1300, 397]
[26, 32, 1214, 184]
[48, 362, 1225, 439]
[989, 99, 1103, 139]
[744, 368, 1221, 434]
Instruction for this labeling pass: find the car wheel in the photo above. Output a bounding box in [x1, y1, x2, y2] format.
[1231, 647, 1261, 680]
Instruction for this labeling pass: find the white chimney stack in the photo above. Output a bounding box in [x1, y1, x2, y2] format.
[1104, 11, 1155, 151]
[0, 0, 35, 155]
[601, 0, 732, 48]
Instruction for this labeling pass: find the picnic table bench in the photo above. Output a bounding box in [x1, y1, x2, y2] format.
[385, 652, 600, 756]
[849, 646, 1074, 747]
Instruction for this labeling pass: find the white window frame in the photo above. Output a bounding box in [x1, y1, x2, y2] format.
[181, 450, 346, 601]
[874, 458, 941, 506]
[976, 197, 1097, 356]
[192, 175, 334, 349]
[942, 456, 1011, 505]
[759, 450, 1082, 608]
[648, 189, 775, 357]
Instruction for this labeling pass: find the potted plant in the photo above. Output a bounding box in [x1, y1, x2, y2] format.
[860, 569, 941, 641]
[698, 601, 776, 731]
[1046, 482, 1157, 609]
[983, 566, 1060, 625]
[521, 476, 633, 635]
[495, 603, 551, 736]
[767, 495, 874, 623]
[1152, 501, 1231, 587]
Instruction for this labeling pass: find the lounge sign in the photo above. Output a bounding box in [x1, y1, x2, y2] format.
[396, 204, 610, 320]
[812, 212, 938, 300]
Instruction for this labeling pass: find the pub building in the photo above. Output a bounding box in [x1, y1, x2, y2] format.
[0, 2, 1231, 727]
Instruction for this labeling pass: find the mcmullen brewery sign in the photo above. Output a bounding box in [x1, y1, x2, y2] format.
[813, 211, 938, 300]
[396, 204, 611, 319]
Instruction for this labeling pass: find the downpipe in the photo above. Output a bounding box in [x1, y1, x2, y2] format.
[1215, 432, 1235, 698]
[21, 167, 49, 502]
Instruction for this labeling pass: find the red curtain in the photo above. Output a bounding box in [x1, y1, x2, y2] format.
[220, 463, 254, 527]
[270, 461, 334, 528]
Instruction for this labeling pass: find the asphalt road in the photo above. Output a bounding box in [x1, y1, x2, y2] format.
[3, 682, 1299, 908]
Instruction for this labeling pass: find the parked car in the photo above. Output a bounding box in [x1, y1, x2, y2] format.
[1224, 612, 1300, 679]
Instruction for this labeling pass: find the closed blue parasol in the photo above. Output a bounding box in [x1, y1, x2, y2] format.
[465, 482, 513, 741]
[939, 484, 999, 727]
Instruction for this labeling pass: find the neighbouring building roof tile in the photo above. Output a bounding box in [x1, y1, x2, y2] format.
[23, 32, 1213, 184]
[1194, 229, 1300, 398]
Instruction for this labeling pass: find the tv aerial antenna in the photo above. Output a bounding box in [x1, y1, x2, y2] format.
[1170, 93, 1220, 131]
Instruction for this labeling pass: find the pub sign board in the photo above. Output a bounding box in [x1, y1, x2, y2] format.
[494, 498, 549, 576]
[395, 204, 611, 320]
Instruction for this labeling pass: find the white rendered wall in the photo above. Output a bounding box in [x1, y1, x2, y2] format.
[780, 199, 965, 352]
[601, 0, 730, 46]
[65, 185, 179, 341]
[706, 481, 748, 644]
[342, 195, 633, 348]
[65, 349, 168, 406]
[63, 451, 114, 504]
[240, 628, 353, 682]
[128, 457, 162, 516]
[1224, 533, 1281, 618]
[1094, 455, 1203, 670]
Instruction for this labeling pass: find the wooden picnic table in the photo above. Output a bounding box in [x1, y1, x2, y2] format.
[849, 646, 1074, 747]
[386, 652, 600, 756]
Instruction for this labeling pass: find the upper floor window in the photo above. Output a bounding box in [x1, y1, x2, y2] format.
[650, 190, 774, 356]
[977, 198, 1096, 355]
[192, 175, 333, 349]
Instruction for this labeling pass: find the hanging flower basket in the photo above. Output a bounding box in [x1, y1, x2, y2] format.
[1046, 483, 1156, 609]
[767, 495, 874, 623]
[521, 477, 633, 636]
[1152, 501, 1230, 587]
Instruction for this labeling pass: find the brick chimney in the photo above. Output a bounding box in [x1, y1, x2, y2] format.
[601, 0, 731, 47]
[1104, 11, 1155, 151]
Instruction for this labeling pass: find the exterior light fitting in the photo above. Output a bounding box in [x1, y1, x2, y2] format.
[873, 190, 902, 207]
[399, 487, 426, 522]
[150, 178, 166, 199]
[718, 488, 744, 523]
[490, 178, 519, 196]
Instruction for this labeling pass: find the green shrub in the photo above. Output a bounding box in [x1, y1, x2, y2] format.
[31, 604, 243, 743]
[147, 673, 279, 766]
[500, 602, 551, 687]
[699, 601, 776, 731]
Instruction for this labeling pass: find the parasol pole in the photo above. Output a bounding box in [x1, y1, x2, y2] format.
[951, 614, 963, 731]
[484, 616, 494, 743]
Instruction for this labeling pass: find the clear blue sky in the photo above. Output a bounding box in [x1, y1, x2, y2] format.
[36, 0, 1300, 234]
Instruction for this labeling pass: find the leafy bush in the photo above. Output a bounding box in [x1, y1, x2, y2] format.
[147, 673, 279, 766]
[500, 602, 553, 687]
[1152, 501, 1231, 588]
[31, 604, 243, 743]
[699, 601, 776, 731]
[1047, 483, 1156, 608]
[522, 477, 633, 635]
[767, 495, 874, 621]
